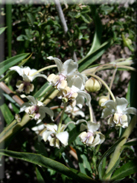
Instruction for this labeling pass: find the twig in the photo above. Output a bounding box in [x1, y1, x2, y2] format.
[54, 0, 78, 62]
[0, 82, 24, 106]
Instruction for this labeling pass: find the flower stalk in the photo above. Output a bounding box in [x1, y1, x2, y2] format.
[88, 74, 116, 101]
[57, 102, 67, 133]
[30, 65, 57, 77]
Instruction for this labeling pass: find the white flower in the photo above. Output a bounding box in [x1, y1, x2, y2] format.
[101, 97, 137, 128]
[42, 124, 69, 148]
[10, 66, 47, 82]
[10, 66, 47, 93]
[58, 73, 91, 107]
[78, 121, 105, 147]
[47, 56, 78, 90]
[65, 105, 85, 118]
[20, 95, 54, 124]
[31, 123, 45, 134]
[47, 56, 78, 77]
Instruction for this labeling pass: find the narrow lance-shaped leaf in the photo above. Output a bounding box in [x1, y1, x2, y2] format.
[111, 160, 137, 181]
[78, 41, 111, 72]
[0, 103, 14, 124]
[0, 150, 97, 183]
[98, 137, 125, 180]
[86, 5, 102, 55]
[0, 27, 7, 35]
[0, 53, 30, 76]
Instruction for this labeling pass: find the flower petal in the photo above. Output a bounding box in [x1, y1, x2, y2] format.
[47, 56, 62, 73]
[10, 66, 23, 76]
[45, 124, 57, 132]
[87, 121, 100, 132]
[42, 131, 53, 141]
[32, 124, 45, 133]
[116, 97, 128, 112]
[56, 131, 69, 146]
[101, 107, 114, 118]
[124, 107, 137, 115]
[61, 59, 78, 76]
[43, 107, 54, 121]
[21, 95, 37, 105]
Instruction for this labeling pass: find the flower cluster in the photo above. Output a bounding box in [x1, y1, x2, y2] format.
[47, 56, 91, 108]
[10, 55, 137, 150]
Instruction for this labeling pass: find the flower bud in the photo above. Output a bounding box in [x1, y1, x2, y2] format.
[98, 96, 109, 107]
[85, 77, 102, 92]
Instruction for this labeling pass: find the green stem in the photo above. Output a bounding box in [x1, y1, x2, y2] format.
[105, 116, 137, 180]
[88, 74, 116, 101]
[89, 103, 93, 122]
[57, 102, 67, 133]
[107, 68, 117, 98]
[0, 120, 17, 139]
[43, 89, 59, 105]
[30, 65, 57, 77]
[0, 114, 30, 145]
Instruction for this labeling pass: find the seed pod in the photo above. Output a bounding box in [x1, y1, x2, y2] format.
[85, 77, 102, 92]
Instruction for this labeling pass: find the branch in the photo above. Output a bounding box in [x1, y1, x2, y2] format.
[0, 82, 24, 106]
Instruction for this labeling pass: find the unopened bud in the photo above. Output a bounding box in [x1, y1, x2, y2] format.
[85, 77, 102, 92]
[99, 96, 109, 107]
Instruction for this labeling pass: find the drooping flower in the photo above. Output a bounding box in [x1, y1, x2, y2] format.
[42, 124, 69, 148]
[79, 121, 105, 147]
[10, 66, 47, 93]
[20, 95, 54, 124]
[65, 105, 85, 118]
[59, 74, 91, 107]
[101, 97, 137, 128]
[47, 56, 78, 90]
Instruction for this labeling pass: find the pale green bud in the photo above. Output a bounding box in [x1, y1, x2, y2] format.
[99, 96, 109, 107]
[85, 77, 102, 92]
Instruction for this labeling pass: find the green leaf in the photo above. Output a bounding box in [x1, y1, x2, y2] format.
[0, 103, 14, 124]
[0, 53, 30, 76]
[98, 137, 125, 179]
[0, 150, 97, 183]
[123, 139, 137, 147]
[34, 83, 53, 100]
[76, 142, 92, 176]
[111, 160, 137, 180]
[0, 27, 7, 35]
[87, 5, 102, 54]
[35, 166, 45, 182]
[78, 41, 111, 72]
[27, 13, 35, 25]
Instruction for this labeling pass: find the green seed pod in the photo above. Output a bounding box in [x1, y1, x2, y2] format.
[85, 77, 102, 92]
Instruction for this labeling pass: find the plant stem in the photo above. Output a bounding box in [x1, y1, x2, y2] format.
[88, 74, 116, 101]
[43, 89, 59, 105]
[105, 116, 137, 180]
[57, 102, 67, 133]
[0, 114, 30, 145]
[89, 103, 93, 122]
[107, 68, 117, 98]
[30, 65, 57, 77]
[0, 82, 24, 106]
